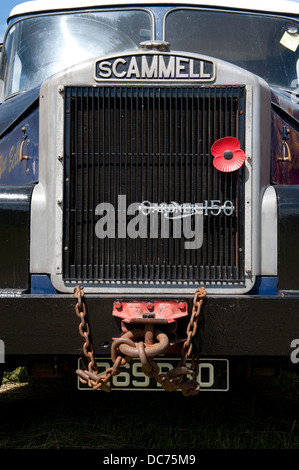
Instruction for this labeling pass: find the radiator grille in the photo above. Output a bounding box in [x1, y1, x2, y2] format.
[63, 86, 245, 285]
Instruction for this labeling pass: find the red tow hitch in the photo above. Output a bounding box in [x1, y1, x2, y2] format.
[112, 299, 189, 360]
[112, 299, 188, 324]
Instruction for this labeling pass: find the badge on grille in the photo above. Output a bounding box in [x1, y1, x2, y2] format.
[211, 137, 246, 172]
[95, 53, 215, 81]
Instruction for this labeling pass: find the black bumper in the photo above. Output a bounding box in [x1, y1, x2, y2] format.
[0, 293, 298, 358]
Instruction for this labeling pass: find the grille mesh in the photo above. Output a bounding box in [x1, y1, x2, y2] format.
[63, 86, 245, 284]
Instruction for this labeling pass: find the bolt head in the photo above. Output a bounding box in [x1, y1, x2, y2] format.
[146, 302, 154, 311]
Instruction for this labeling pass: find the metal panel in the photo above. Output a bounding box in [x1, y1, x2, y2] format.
[63, 86, 245, 286]
[1, 294, 299, 356]
[0, 185, 33, 291]
[275, 185, 299, 292]
[261, 185, 277, 276]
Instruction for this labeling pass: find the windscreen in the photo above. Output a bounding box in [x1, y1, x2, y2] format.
[0, 10, 152, 99]
[165, 9, 299, 90]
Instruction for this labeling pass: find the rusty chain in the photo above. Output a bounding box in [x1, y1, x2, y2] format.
[74, 285, 127, 392]
[74, 285, 206, 396]
[148, 286, 207, 396]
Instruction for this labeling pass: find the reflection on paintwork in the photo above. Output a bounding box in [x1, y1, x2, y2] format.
[0, 108, 39, 185]
[272, 111, 299, 184]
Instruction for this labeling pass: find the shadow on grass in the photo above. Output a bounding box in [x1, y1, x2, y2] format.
[0, 370, 298, 449]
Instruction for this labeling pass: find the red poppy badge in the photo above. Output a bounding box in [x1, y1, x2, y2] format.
[211, 136, 246, 172]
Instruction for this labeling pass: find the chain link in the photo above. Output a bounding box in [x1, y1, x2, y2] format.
[74, 285, 126, 392]
[74, 285, 206, 396]
[149, 287, 207, 396]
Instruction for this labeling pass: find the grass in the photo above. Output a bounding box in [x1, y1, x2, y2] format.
[2, 367, 28, 386]
[0, 368, 298, 449]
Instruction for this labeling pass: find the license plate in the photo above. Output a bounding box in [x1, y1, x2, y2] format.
[77, 357, 229, 391]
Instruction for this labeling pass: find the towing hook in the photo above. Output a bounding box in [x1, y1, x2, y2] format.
[74, 286, 207, 395]
[111, 328, 170, 360]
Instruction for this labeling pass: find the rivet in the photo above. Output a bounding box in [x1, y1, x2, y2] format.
[146, 301, 154, 311]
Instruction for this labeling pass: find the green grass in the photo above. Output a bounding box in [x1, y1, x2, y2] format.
[2, 367, 28, 386]
[0, 368, 298, 449]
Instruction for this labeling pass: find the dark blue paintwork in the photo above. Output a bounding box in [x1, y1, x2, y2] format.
[31, 275, 58, 294]
[271, 86, 299, 185]
[0, 107, 39, 185]
[249, 276, 278, 296]
[0, 87, 40, 138]
[0, 88, 40, 291]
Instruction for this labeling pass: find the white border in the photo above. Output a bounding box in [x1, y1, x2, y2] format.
[9, 0, 299, 20]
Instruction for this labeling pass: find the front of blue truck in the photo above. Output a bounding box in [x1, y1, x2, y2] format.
[0, 0, 298, 394]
